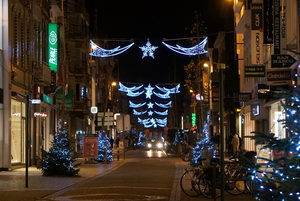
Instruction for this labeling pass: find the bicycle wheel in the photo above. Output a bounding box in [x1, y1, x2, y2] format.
[181, 152, 190, 162]
[198, 173, 221, 198]
[180, 169, 201, 197]
[226, 168, 251, 195]
[226, 179, 247, 195]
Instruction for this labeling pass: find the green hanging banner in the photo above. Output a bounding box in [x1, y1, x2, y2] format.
[55, 88, 73, 109]
[48, 23, 58, 72]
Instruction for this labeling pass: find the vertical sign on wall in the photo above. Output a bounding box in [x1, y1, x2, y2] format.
[48, 23, 58, 72]
[263, 0, 273, 44]
[273, 0, 286, 54]
[251, 3, 264, 65]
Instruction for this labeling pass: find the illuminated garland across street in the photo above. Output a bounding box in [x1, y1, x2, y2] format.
[90, 37, 207, 58]
[89, 40, 134, 57]
[119, 82, 180, 128]
[162, 37, 208, 56]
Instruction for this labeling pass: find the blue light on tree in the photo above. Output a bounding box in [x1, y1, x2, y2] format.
[139, 39, 158, 58]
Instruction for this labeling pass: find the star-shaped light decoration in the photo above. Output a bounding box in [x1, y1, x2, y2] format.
[148, 110, 153, 116]
[145, 84, 155, 99]
[139, 39, 158, 59]
[147, 102, 154, 109]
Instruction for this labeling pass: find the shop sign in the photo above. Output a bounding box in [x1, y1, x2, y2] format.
[238, 93, 252, 102]
[55, 88, 73, 109]
[266, 70, 291, 85]
[34, 112, 48, 117]
[245, 65, 265, 77]
[271, 54, 297, 68]
[40, 94, 53, 105]
[48, 23, 58, 72]
[83, 137, 98, 158]
[191, 113, 196, 126]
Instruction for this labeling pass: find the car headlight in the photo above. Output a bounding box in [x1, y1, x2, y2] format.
[147, 143, 152, 148]
[157, 143, 163, 148]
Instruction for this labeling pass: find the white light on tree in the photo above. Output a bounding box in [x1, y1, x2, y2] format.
[148, 110, 154, 116]
[162, 37, 208, 56]
[89, 40, 134, 57]
[139, 40, 158, 59]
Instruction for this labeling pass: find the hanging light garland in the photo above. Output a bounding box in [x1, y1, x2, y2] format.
[89, 40, 134, 57]
[119, 82, 180, 128]
[162, 37, 208, 56]
[90, 37, 208, 58]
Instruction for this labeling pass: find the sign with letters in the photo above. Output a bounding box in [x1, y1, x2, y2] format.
[271, 54, 297, 68]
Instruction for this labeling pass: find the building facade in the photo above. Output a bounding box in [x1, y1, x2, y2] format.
[234, 0, 300, 157]
[0, 0, 92, 170]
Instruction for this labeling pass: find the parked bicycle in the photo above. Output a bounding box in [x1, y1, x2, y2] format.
[197, 152, 256, 198]
[180, 157, 206, 197]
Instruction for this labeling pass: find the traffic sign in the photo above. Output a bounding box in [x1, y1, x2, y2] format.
[271, 54, 297, 68]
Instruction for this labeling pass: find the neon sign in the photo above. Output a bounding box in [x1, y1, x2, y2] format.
[48, 23, 58, 72]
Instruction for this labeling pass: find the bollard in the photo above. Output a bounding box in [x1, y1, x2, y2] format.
[117, 149, 120, 161]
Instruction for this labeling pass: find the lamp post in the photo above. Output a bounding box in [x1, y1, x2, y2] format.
[218, 63, 226, 201]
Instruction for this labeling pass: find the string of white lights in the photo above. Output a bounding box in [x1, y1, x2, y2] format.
[89, 40, 134, 57]
[162, 37, 208, 56]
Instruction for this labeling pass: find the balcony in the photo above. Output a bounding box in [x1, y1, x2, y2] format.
[72, 98, 91, 114]
[33, 61, 52, 86]
[69, 60, 91, 77]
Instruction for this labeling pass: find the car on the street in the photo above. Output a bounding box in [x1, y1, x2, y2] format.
[145, 139, 165, 151]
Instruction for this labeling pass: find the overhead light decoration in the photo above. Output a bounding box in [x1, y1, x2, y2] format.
[162, 37, 208, 56]
[139, 39, 158, 59]
[129, 101, 146, 108]
[119, 82, 180, 128]
[154, 110, 168, 115]
[156, 84, 180, 94]
[153, 91, 170, 99]
[118, 82, 144, 97]
[89, 40, 134, 57]
[132, 109, 147, 115]
[145, 84, 155, 99]
[147, 102, 154, 109]
[148, 111, 154, 116]
[155, 101, 172, 108]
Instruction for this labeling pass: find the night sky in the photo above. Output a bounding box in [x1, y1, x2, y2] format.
[87, 0, 233, 85]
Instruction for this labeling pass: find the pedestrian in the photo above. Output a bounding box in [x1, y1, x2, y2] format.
[231, 134, 240, 156]
[110, 137, 114, 148]
[227, 133, 234, 155]
[116, 137, 120, 148]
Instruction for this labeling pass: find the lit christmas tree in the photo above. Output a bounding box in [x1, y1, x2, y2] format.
[95, 132, 113, 162]
[36, 118, 81, 176]
[248, 87, 300, 201]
